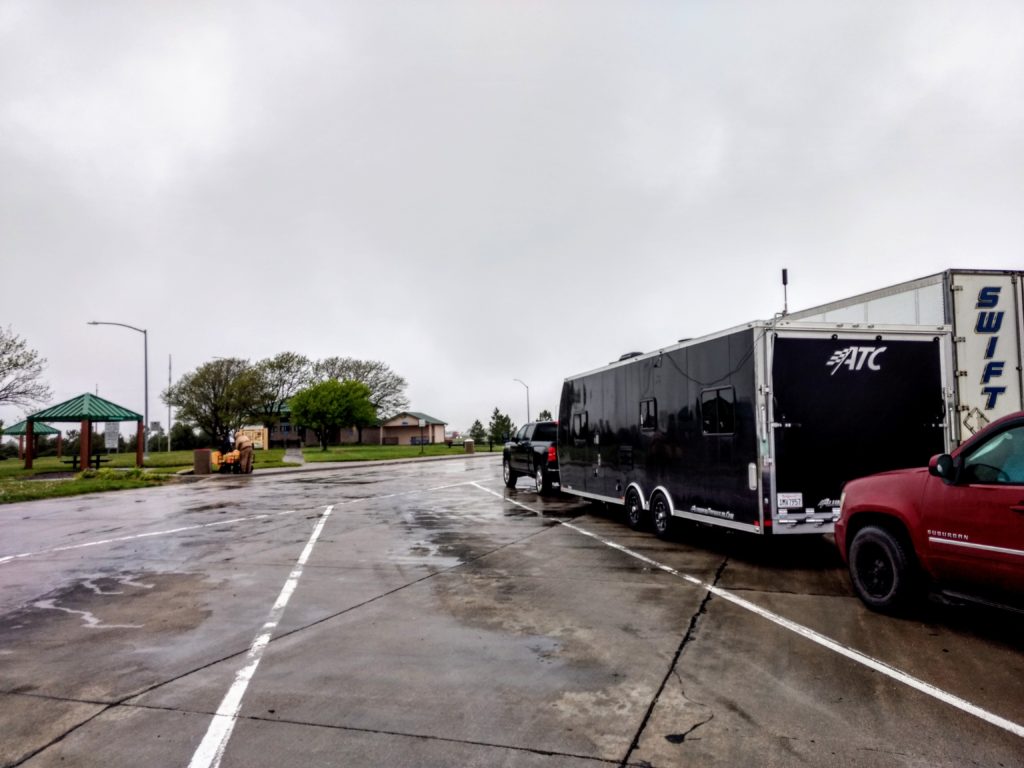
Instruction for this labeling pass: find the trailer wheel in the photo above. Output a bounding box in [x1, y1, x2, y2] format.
[502, 457, 518, 489]
[650, 491, 672, 538]
[624, 488, 645, 530]
[848, 525, 919, 613]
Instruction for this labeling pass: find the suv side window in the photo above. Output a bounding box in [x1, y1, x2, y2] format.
[962, 425, 1024, 484]
[515, 425, 529, 441]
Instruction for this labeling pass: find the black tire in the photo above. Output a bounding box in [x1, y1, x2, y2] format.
[533, 462, 551, 494]
[624, 487, 645, 530]
[650, 491, 672, 539]
[848, 525, 919, 613]
[502, 457, 519, 489]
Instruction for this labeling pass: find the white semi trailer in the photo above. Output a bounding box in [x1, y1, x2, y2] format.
[782, 269, 1023, 444]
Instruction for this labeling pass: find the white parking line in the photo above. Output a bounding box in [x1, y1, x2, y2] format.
[470, 482, 1024, 740]
[0, 482, 480, 567]
[0, 512, 297, 565]
[188, 505, 335, 768]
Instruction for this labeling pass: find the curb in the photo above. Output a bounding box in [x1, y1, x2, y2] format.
[191, 451, 501, 479]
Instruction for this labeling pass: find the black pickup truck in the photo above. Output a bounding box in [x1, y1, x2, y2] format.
[502, 421, 559, 494]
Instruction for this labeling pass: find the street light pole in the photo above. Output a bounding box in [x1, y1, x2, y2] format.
[88, 321, 148, 458]
[513, 378, 530, 423]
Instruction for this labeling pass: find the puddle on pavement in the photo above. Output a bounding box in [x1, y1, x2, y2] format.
[0, 571, 213, 641]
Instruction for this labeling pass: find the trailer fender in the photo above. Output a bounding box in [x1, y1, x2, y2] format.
[651, 485, 676, 516]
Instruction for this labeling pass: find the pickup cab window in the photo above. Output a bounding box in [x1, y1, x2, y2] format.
[533, 423, 557, 442]
[515, 425, 530, 441]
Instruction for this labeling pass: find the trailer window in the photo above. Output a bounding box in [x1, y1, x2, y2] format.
[640, 399, 657, 431]
[701, 387, 735, 435]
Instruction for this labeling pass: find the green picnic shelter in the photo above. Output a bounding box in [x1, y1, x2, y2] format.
[4, 420, 62, 460]
[23, 393, 144, 470]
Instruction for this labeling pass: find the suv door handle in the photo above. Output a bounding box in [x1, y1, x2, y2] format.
[1011, 504, 1024, 514]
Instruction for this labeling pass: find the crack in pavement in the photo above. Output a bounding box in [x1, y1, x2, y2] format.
[618, 557, 729, 767]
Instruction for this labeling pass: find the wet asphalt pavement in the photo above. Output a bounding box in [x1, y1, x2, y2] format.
[1, 455, 1022, 767]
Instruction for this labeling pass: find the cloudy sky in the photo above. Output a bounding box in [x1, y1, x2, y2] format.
[2, 1, 1023, 436]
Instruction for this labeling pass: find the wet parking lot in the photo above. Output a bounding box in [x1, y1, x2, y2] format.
[1, 455, 1022, 767]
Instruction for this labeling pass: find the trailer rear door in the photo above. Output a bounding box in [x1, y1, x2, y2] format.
[769, 331, 949, 533]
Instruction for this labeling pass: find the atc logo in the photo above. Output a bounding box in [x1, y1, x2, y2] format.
[826, 346, 887, 375]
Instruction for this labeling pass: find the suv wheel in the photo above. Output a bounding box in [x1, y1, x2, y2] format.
[848, 525, 918, 613]
[502, 457, 518, 489]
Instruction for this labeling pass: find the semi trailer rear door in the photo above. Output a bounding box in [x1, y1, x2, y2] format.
[769, 331, 949, 533]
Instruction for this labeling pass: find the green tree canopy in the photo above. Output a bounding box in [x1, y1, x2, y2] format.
[537, 409, 553, 421]
[488, 408, 515, 444]
[468, 419, 487, 444]
[0, 326, 51, 407]
[163, 358, 263, 447]
[290, 379, 376, 450]
[312, 357, 409, 419]
[254, 352, 312, 431]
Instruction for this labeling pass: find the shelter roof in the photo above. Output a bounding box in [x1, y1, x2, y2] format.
[28, 393, 143, 422]
[4, 420, 60, 435]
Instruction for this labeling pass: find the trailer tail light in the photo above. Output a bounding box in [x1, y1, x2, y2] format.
[547, 446, 557, 463]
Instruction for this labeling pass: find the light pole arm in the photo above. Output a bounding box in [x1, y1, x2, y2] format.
[88, 321, 149, 456]
[512, 378, 530, 423]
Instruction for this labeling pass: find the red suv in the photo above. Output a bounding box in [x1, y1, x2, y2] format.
[836, 411, 1024, 613]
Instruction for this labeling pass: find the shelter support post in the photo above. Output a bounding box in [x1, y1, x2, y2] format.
[57, 433, 62, 459]
[136, 420, 144, 468]
[24, 421, 33, 469]
[80, 420, 90, 472]
[18, 436, 23, 460]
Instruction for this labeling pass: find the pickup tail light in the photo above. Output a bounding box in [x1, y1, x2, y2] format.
[547, 446, 557, 463]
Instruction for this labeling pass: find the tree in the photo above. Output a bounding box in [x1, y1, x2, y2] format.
[0, 326, 51, 407]
[163, 358, 263, 448]
[254, 352, 312, 434]
[170, 420, 205, 450]
[537, 409, 553, 421]
[488, 408, 515, 444]
[468, 420, 487, 444]
[290, 380, 376, 450]
[313, 357, 409, 420]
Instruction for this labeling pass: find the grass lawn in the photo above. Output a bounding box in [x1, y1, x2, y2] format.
[0, 448, 297, 504]
[302, 443, 500, 462]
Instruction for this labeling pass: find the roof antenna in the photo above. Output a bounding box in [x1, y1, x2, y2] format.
[781, 268, 789, 316]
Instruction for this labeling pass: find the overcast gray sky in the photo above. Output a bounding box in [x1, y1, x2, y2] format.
[2, 1, 1023, 436]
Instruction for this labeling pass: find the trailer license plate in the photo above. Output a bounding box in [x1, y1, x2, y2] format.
[777, 493, 803, 509]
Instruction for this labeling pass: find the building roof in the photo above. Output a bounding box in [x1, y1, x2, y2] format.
[3, 420, 60, 436]
[386, 411, 447, 426]
[28, 393, 143, 423]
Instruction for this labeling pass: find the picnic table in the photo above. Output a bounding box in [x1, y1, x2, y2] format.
[63, 454, 112, 471]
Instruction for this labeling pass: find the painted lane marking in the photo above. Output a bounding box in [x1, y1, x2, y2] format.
[0, 482, 479, 567]
[0, 512, 297, 566]
[470, 482, 1024, 741]
[188, 505, 335, 768]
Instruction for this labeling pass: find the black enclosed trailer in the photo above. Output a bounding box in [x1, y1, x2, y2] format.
[557, 322, 953, 536]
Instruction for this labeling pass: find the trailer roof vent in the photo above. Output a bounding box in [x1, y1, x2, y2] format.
[617, 351, 643, 362]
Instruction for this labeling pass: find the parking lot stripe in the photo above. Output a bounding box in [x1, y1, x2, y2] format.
[0, 512, 297, 565]
[188, 504, 335, 768]
[470, 482, 1024, 741]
